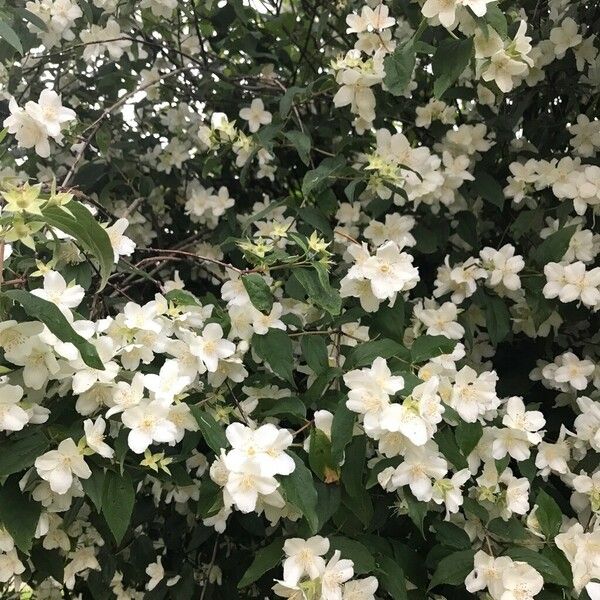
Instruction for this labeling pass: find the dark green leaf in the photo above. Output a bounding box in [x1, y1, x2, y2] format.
[377, 555, 408, 600]
[330, 399, 355, 464]
[330, 537, 375, 574]
[345, 338, 404, 369]
[429, 549, 475, 589]
[4, 289, 103, 370]
[0, 431, 49, 477]
[432, 38, 474, 98]
[284, 130, 311, 166]
[0, 20, 23, 54]
[237, 538, 284, 588]
[241, 273, 274, 313]
[471, 171, 505, 209]
[301, 335, 329, 374]
[253, 328, 295, 385]
[411, 335, 456, 363]
[532, 225, 577, 266]
[101, 470, 135, 545]
[383, 40, 416, 95]
[190, 407, 229, 454]
[302, 156, 345, 196]
[535, 490, 562, 540]
[0, 476, 40, 553]
[279, 452, 319, 533]
[294, 268, 341, 316]
[42, 202, 114, 290]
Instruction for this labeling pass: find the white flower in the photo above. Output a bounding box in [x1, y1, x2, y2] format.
[31, 270, 84, 315]
[0, 549, 25, 582]
[222, 458, 279, 513]
[144, 359, 192, 404]
[282, 536, 329, 585]
[421, 0, 458, 28]
[146, 556, 164, 591]
[500, 561, 544, 600]
[449, 366, 499, 423]
[550, 17, 582, 59]
[360, 241, 419, 300]
[189, 323, 235, 372]
[84, 417, 114, 458]
[105, 218, 136, 262]
[322, 550, 354, 600]
[0, 383, 29, 431]
[391, 443, 448, 501]
[465, 551, 513, 598]
[24, 89, 75, 139]
[121, 400, 177, 454]
[342, 576, 379, 600]
[480, 244, 525, 292]
[35, 438, 92, 494]
[225, 423, 294, 477]
[239, 99, 272, 133]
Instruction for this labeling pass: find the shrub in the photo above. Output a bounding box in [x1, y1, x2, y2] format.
[0, 0, 598, 598]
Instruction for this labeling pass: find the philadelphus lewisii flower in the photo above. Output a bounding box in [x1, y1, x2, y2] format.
[239, 99, 272, 133]
[34, 438, 91, 494]
[3, 89, 75, 157]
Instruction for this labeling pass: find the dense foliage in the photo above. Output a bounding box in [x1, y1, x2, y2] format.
[0, 0, 599, 598]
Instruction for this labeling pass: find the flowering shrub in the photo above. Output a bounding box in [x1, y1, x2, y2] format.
[0, 0, 598, 598]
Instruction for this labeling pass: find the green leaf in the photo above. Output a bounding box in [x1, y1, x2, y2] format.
[4, 289, 103, 370]
[190, 407, 229, 454]
[330, 399, 355, 464]
[455, 421, 483, 457]
[241, 273, 274, 313]
[82, 467, 106, 513]
[301, 335, 329, 374]
[488, 517, 527, 542]
[41, 201, 114, 290]
[435, 427, 468, 470]
[284, 130, 311, 166]
[101, 470, 135, 545]
[308, 427, 337, 481]
[532, 225, 578, 266]
[504, 547, 570, 587]
[432, 38, 474, 99]
[376, 555, 408, 600]
[330, 537, 375, 574]
[237, 538, 284, 588]
[471, 171, 505, 209]
[0, 476, 41, 554]
[369, 299, 405, 343]
[535, 490, 562, 540]
[294, 268, 342, 316]
[341, 436, 366, 499]
[0, 431, 49, 477]
[485, 3, 508, 37]
[15, 7, 48, 31]
[279, 85, 304, 118]
[0, 20, 23, 54]
[383, 40, 416, 95]
[484, 294, 511, 345]
[405, 488, 427, 536]
[345, 338, 404, 369]
[253, 328, 295, 385]
[429, 549, 475, 589]
[302, 156, 345, 196]
[279, 452, 319, 533]
[434, 522, 471, 549]
[411, 335, 456, 363]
